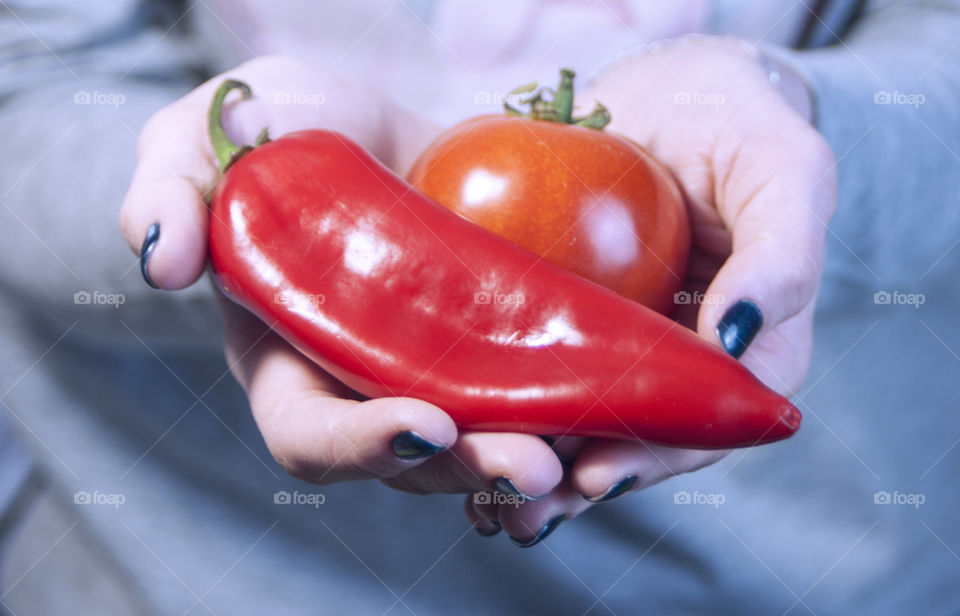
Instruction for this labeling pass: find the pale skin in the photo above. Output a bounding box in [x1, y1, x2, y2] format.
[120, 42, 836, 544]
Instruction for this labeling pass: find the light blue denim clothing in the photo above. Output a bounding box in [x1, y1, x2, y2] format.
[1, 1, 958, 614]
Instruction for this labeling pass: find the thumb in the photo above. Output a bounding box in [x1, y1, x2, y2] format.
[697, 130, 837, 373]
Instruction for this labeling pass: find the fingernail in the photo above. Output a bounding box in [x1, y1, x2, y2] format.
[391, 430, 445, 460]
[716, 300, 763, 359]
[475, 521, 501, 537]
[585, 475, 638, 503]
[509, 515, 567, 548]
[494, 477, 542, 502]
[140, 222, 160, 289]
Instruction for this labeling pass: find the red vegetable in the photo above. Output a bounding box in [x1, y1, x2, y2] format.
[407, 69, 689, 315]
[207, 80, 800, 449]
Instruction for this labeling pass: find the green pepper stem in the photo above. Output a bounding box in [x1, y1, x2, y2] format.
[209, 80, 252, 175]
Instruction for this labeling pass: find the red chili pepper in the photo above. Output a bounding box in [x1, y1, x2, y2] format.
[208, 80, 800, 449]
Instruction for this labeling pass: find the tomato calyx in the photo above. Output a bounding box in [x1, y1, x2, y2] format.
[504, 68, 611, 130]
[208, 79, 270, 175]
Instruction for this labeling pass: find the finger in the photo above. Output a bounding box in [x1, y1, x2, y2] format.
[121, 54, 443, 291]
[464, 494, 501, 537]
[570, 440, 729, 502]
[497, 479, 591, 548]
[698, 127, 837, 362]
[383, 431, 564, 498]
[220, 297, 457, 483]
[119, 77, 229, 290]
[120, 57, 290, 290]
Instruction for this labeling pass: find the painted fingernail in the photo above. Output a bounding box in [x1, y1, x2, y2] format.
[509, 515, 567, 548]
[391, 430, 445, 460]
[475, 521, 501, 537]
[585, 475, 638, 503]
[494, 477, 542, 502]
[716, 300, 763, 359]
[140, 222, 160, 289]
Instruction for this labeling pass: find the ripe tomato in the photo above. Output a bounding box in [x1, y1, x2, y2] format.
[407, 76, 689, 315]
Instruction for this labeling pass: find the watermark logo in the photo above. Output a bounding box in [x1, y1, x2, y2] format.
[74, 291, 125, 308]
[873, 490, 924, 508]
[274, 290, 325, 308]
[873, 290, 924, 308]
[674, 290, 725, 306]
[673, 490, 725, 508]
[673, 91, 725, 108]
[74, 490, 125, 508]
[273, 91, 326, 108]
[473, 90, 527, 107]
[274, 490, 326, 508]
[73, 90, 126, 108]
[474, 291, 525, 306]
[873, 90, 925, 108]
[474, 491, 525, 508]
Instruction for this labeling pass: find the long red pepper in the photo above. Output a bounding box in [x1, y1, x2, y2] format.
[208, 81, 800, 449]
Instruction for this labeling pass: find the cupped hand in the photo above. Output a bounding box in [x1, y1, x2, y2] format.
[465, 39, 837, 545]
[120, 55, 565, 502]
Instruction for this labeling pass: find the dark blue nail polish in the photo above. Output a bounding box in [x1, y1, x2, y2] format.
[391, 430, 445, 460]
[494, 477, 542, 501]
[509, 515, 567, 548]
[140, 222, 160, 289]
[716, 300, 763, 359]
[475, 521, 501, 537]
[585, 475, 638, 503]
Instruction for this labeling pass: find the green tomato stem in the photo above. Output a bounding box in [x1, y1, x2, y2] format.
[502, 68, 611, 130]
[553, 69, 576, 123]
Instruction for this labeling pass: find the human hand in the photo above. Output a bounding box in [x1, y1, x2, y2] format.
[120, 55, 565, 501]
[465, 38, 837, 545]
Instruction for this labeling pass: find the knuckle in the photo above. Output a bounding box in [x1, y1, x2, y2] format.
[257, 398, 330, 484]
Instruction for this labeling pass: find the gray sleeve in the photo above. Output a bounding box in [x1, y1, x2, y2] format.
[0, 1, 222, 345]
[770, 1, 960, 307]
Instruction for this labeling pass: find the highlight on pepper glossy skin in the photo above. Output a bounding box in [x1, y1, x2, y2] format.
[406, 115, 690, 315]
[209, 127, 801, 449]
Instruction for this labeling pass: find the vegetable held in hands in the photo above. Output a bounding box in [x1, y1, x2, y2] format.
[408, 69, 689, 315]
[207, 80, 800, 449]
